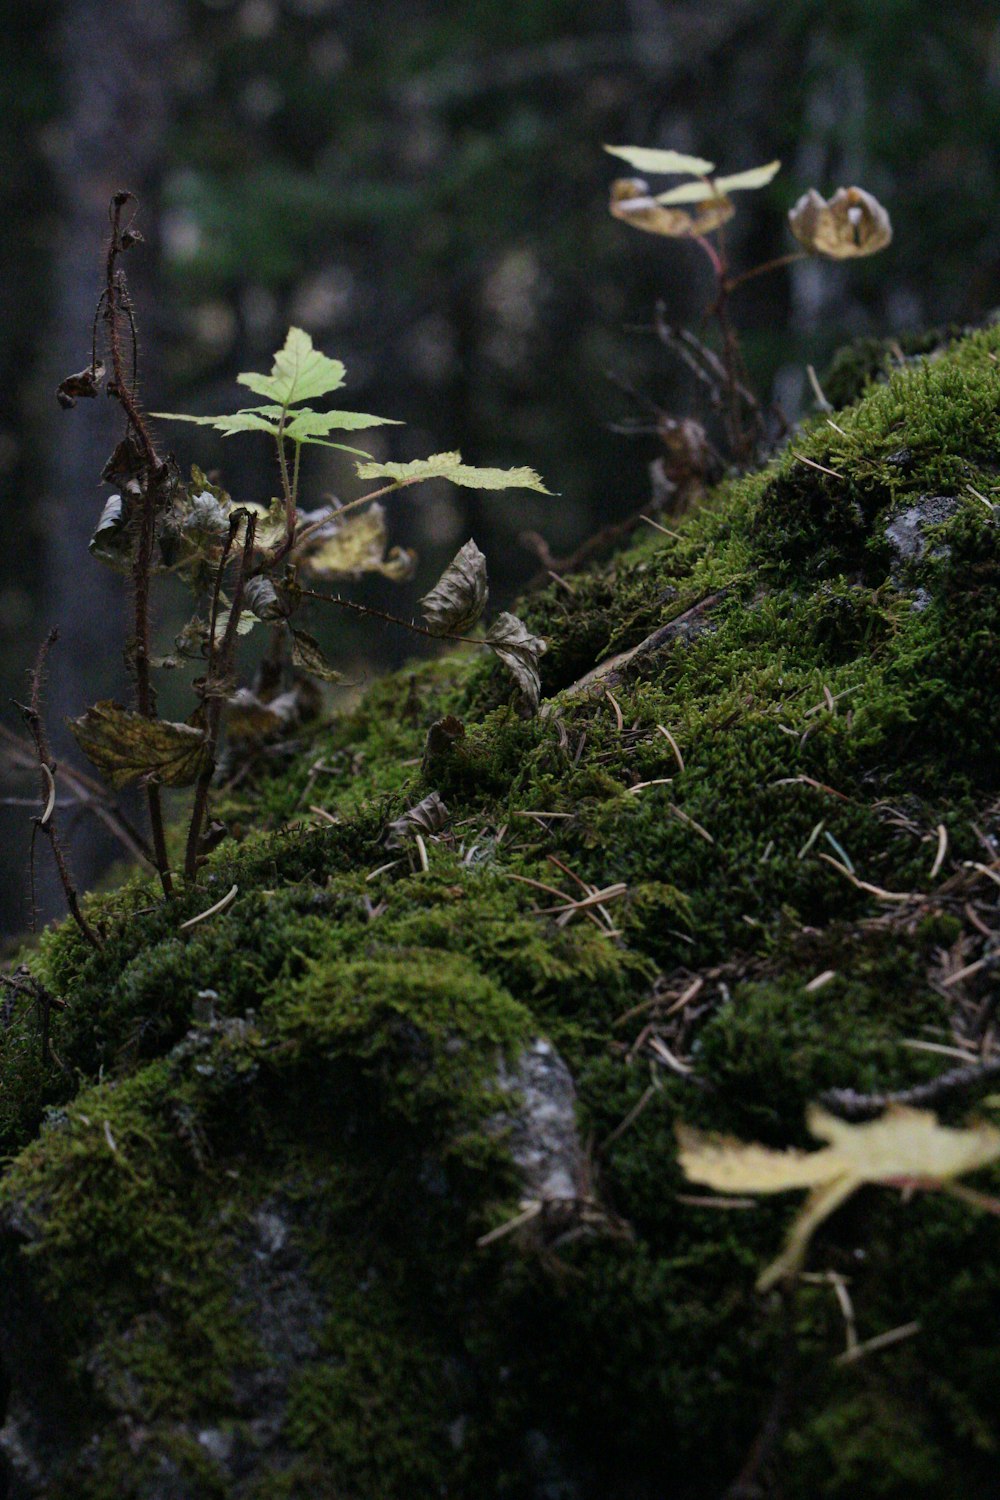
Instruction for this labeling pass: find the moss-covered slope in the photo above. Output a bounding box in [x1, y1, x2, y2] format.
[3, 328, 1000, 1497]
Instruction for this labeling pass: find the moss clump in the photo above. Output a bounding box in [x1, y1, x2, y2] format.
[2, 329, 1000, 1496]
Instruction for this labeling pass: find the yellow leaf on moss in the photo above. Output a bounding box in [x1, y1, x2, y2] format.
[677, 1105, 1000, 1291]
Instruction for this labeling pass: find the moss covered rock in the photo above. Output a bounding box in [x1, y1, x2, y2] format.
[3, 327, 1000, 1497]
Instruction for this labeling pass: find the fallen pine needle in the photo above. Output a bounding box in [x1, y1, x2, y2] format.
[667, 804, 714, 844]
[834, 1321, 920, 1366]
[414, 833, 429, 873]
[676, 1193, 757, 1209]
[179, 883, 238, 931]
[640, 514, 683, 539]
[647, 1035, 694, 1075]
[656, 724, 685, 771]
[791, 450, 842, 479]
[818, 853, 913, 903]
[772, 775, 851, 802]
[309, 805, 339, 825]
[902, 1039, 977, 1061]
[805, 970, 837, 993]
[477, 1199, 543, 1247]
[929, 823, 948, 880]
[942, 954, 997, 988]
[601, 1084, 659, 1150]
[605, 689, 624, 732]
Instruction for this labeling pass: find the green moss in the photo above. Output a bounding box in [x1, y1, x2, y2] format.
[4, 328, 1000, 1495]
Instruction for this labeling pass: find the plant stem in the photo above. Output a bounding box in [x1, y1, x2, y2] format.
[184, 514, 258, 881]
[725, 250, 807, 294]
[276, 413, 295, 542]
[296, 586, 484, 647]
[104, 193, 172, 896]
[18, 631, 102, 949]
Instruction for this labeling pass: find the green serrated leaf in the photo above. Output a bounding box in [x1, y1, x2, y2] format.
[240, 405, 400, 441]
[603, 144, 715, 176]
[69, 701, 212, 789]
[152, 410, 280, 437]
[355, 451, 552, 494]
[236, 327, 346, 407]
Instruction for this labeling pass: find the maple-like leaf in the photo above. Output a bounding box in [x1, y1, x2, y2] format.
[236, 326, 346, 406]
[677, 1104, 1000, 1291]
[69, 702, 212, 789]
[355, 451, 551, 494]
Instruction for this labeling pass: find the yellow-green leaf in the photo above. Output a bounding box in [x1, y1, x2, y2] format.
[152, 410, 281, 437]
[603, 144, 715, 176]
[655, 161, 781, 206]
[236, 327, 346, 406]
[678, 1104, 1000, 1291]
[69, 701, 212, 789]
[355, 451, 551, 494]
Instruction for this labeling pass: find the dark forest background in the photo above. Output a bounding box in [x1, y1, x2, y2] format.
[3, 0, 1000, 936]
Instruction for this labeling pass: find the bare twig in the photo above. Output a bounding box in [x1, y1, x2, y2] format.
[819, 1057, 1000, 1122]
[102, 192, 173, 898]
[15, 633, 101, 948]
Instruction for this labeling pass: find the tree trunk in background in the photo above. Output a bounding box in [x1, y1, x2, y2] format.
[37, 0, 180, 920]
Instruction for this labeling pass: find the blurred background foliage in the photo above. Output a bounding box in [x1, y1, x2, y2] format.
[2, 0, 1000, 933]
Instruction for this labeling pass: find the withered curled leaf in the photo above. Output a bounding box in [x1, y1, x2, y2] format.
[69, 701, 212, 788]
[788, 186, 892, 259]
[423, 714, 465, 760]
[182, 491, 232, 539]
[419, 539, 489, 635]
[89, 496, 131, 572]
[290, 628, 343, 683]
[384, 790, 449, 849]
[484, 612, 547, 710]
[56, 361, 105, 409]
[225, 687, 302, 743]
[243, 576, 290, 622]
[102, 434, 146, 484]
[609, 178, 734, 237]
[298, 503, 415, 582]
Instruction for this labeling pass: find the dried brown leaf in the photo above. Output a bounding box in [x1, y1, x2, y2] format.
[68, 701, 212, 789]
[419, 539, 489, 634]
[788, 186, 892, 259]
[484, 612, 547, 709]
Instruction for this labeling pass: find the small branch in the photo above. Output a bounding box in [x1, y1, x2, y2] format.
[102, 192, 173, 898]
[725, 250, 807, 294]
[15, 632, 101, 949]
[820, 1058, 1000, 1122]
[0, 723, 153, 867]
[184, 512, 257, 881]
[296, 586, 484, 646]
